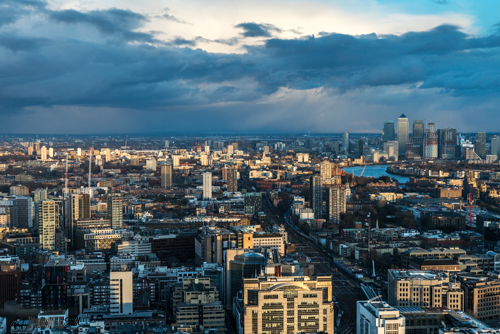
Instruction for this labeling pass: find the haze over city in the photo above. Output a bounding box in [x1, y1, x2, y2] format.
[0, 0, 499, 134]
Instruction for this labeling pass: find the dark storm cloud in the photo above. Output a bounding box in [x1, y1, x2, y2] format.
[49, 8, 155, 43]
[1, 0, 500, 122]
[235, 22, 281, 37]
[171, 37, 197, 46]
[0, 0, 46, 27]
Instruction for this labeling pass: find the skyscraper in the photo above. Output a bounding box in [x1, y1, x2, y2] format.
[39, 200, 58, 251]
[226, 168, 238, 193]
[491, 135, 500, 156]
[397, 114, 409, 155]
[161, 163, 173, 189]
[475, 132, 487, 159]
[203, 172, 212, 199]
[341, 132, 349, 152]
[320, 160, 331, 182]
[108, 195, 123, 229]
[358, 138, 364, 158]
[310, 175, 323, 219]
[437, 128, 458, 159]
[383, 121, 395, 142]
[412, 120, 425, 144]
[328, 186, 346, 224]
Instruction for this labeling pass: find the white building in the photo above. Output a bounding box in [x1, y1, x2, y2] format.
[117, 240, 151, 255]
[357, 300, 406, 334]
[172, 155, 181, 167]
[203, 172, 212, 199]
[146, 158, 157, 171]
[41, 146, 47, 161]
[110, 271, 133, 315]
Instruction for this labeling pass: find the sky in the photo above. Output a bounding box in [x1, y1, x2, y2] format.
[0, 0, 499, 134]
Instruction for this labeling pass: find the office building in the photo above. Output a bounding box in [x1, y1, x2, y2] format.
[110, 271, 133, 315]
[108, 195, 123, 229]
[328, 186, 346, 224]
[397, 114, 409, 155]
[39, 200, 58, 251]
[342, 131, 349, 152]
[227, 167, 238, 192]
[203, 172, 212, 199]
[383, 121, 396, 142]
[460, 274, 500, 320]
[388, 270, 464, 310]
[437, 128, 458, 159]
[412, 120, 425, 145]
[310, 175, 323, 219]
[172, 277, 225, 333]
[236, 276, 334, 334]
[160, 163, 173, 189]
[357, 300, 405, 334]
[475, 132, 487, 159]
[320, 160, 331, 182]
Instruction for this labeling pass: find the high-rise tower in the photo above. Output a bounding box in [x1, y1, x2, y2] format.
[383, 121, 396, 142]
[310, 175, 323, 219]
[397, 114, 409, 155]
[39, 200, 58, 251]
[475, 132, 487, 159]
[203, 172, 212, 199]
[108, 195, 123, 229]
[161, 163, 173, 189]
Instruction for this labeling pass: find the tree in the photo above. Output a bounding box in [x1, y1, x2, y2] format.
[301, 223, 310, 235]
[279, 192, 291, 201]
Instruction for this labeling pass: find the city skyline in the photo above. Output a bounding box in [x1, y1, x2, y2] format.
[0, 0, 499, 134]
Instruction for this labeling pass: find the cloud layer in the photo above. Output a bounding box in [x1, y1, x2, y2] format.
[0, 0, 499, 133]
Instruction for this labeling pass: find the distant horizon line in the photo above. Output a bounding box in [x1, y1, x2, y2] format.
[0, 131, 494, 138]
